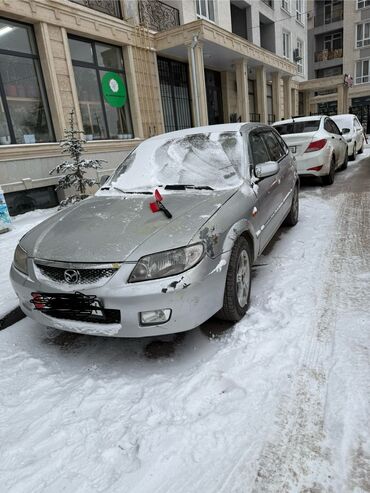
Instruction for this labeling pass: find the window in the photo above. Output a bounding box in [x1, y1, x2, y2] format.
[274, 120, 321, 135]
[324, 32, 343, 51]
[358, 0, 370, 9]
[324, 118, 340, 135]
[316, 65, 342, 78]
[0, 18, 54, 145]
[262, 131, 286, 161]
[68, 37, 133, 140]
[283, 31, 291, 59]
[324, 0, 342, 24]
[282, 0, 290, 12]
[262, 0, 273, 7]
[296, 39, 304, 74]
[296, 0, 303, 23]
[196, 0, 215, 21]
[356, 22, 370, 48]
[356, 59, 370, 84]
[249, 132, 270, 165]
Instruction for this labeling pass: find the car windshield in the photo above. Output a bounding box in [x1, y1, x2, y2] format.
[274, 120, 321, 135]
[109, 132, 243, 192]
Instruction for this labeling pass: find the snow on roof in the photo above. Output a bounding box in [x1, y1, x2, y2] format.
[145, 123, 267, 143]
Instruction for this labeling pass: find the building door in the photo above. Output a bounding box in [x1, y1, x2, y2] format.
[351, 96, 370, 133]
[157, 57, 192, 132]
[205, 69, 224, 125]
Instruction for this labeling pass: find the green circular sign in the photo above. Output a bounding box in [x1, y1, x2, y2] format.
[101, 72, 127, 108]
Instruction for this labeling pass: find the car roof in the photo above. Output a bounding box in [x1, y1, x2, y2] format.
[144, 123, 269, 143]
[273, 115, 325, 126]
[331, 114, 356, 121]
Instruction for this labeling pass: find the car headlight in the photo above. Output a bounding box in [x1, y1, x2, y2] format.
[129, 243, 204, 282]
[13, 244, 28, 275]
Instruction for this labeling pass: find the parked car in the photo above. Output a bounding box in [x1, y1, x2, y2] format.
[273, 115, 348, 185]
[331, 114, 365, 160]
[10, 123, 299, 338]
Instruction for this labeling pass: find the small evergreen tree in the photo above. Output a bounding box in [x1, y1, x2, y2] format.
[50, 110, 106, 207]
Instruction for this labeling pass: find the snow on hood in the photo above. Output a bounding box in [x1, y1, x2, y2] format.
[108, 131, 243, 193]
[20, 191, 237, 263]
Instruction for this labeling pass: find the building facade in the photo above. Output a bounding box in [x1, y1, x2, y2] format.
[0, 0, 306, 214]
[306, 0, 370, 130]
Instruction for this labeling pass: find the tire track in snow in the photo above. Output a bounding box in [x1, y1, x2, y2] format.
[246, 192, 368, 493]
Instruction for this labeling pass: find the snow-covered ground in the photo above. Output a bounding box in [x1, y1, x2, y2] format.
[0, 152, 369, 492]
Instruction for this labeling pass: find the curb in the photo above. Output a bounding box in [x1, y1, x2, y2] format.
[0, 306, 26, 331]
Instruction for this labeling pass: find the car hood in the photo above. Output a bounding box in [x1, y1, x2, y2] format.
[20, 191, 236, 263]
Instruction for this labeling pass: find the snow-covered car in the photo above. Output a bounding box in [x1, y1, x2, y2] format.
[273, 115, 348, 185]
[10, 123, 299, 338]
[331, 114, 365, 160]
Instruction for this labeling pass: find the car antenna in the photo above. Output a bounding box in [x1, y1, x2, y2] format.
[150, 189, 172, 219]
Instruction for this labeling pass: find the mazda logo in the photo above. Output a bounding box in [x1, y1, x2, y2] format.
[64, 269, 80, 284]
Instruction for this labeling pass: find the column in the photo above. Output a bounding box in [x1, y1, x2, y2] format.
[187, 42, 208, 127]
[255, 65, 267, 124]
[283, 75, 292, 119]
[303, 91, 310, 115]
[337, 84, 349, 114]
[271, 71, 282, 122]
[235, 59, 250, 122]
[291, 88, 299, 117]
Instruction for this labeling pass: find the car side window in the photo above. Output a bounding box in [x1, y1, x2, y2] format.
[249, 132, 270, 165]
[261, 131, 285, 162]
[329, 119, 341, 135]
[324, 119, 332, 133]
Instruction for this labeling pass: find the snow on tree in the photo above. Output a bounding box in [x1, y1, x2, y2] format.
[50, 110, 106, 207]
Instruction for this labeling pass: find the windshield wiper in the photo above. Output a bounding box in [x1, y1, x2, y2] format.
[164, 184, 214, 191]
[109, 186, 152, 195]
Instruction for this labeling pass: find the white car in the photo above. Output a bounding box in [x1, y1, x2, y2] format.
[273, 115, 348, 185]
[331, 114, 365, 160]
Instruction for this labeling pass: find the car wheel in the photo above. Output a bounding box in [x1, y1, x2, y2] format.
[339, 148, 348, 171]
[322, 157, 335, 186]
[349, 143, 356, 161]
[217, 236, 252, 322]
[284, 184, 299, 226]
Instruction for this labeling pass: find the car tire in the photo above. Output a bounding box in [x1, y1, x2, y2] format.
[322, 157, 336, 186]
[358, 140, 364, 154]
[284, 184, 299, 227]
[349, 143, 356, 161]
[339, 149, 348, 171]
[217, 236, 252, 322]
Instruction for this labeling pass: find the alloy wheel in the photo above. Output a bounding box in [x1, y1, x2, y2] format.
[236, 250, 250, 308]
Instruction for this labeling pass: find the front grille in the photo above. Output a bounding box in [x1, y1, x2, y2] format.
[36, 264, 117, 285]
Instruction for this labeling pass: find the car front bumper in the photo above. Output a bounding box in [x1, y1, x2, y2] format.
[10, 253, 230, 338]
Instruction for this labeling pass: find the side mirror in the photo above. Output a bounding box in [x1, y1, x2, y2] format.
[341, 128, 350, 134]
[255, 161, 279, 179]
[100, 175, 110, 187]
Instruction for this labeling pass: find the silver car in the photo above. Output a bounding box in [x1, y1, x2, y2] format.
[10, 123, 299, 338]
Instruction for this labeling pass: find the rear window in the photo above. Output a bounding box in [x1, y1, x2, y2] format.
[274, 120, 321, 135]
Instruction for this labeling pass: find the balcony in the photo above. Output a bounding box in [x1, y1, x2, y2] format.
[315, 48, 343, 62]
[71, 0, 121, 18]
[314, 9, 343, 27]
[138, 0, 180, 32]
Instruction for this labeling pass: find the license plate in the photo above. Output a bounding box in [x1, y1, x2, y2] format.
[31, 292, 105, 319]
[289, 146, 297, 154]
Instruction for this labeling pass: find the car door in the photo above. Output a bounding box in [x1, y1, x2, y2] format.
[354, 117, 364, 149]
[248, 130, 284, 254]
[325, 118, 345, 166]
[261, 129, 293, 220]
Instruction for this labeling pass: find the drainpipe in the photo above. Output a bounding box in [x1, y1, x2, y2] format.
[190, 34, 200, 127]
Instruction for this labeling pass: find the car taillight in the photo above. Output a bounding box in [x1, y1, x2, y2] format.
[307, 165, 323, 171]
[304, 139, 327, 153]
